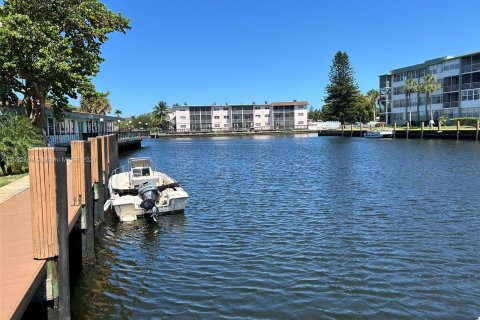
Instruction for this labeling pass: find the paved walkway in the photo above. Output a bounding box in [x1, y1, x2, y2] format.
[0, 165, 81, 320]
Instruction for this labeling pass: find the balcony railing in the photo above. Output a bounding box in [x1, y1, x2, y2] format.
[443, 84, 459, 92]
[461, 81, 480, 90]
[462, 63, 480, 73]
[46, 131, 150, 147]
[443, 101, 459, 109]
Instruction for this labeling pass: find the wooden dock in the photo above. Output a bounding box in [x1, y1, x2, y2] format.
[318, 121, 480, 141]
[0, 134, 118, 320]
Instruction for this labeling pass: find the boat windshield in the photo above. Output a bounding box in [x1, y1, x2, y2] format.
[132, 168, 150, 177]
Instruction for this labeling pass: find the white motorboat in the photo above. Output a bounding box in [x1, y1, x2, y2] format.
[364, 130, 394, 138]
[104, 157, 189, 222]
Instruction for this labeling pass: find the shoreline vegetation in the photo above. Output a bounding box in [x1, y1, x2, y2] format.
[0, 173, 28, 188]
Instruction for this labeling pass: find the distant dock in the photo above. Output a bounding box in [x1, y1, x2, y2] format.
[318, 121, 480, 141]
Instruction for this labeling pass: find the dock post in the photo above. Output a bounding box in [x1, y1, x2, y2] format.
[71, 141, 94, 262]
[89, 137, 104, 225]
[28, 148, 70, 319]
[406, 122, 409, 139]
[393, 123, 397, 138]
[341, 124, 344, 137]
[421, 122, 424, 139]
[350, 124, 353, 137]
[359, 123, 363, 137]
[99, 136, 108, 203]
[456, 121, 460, 141]
[476, 120, 479, 141]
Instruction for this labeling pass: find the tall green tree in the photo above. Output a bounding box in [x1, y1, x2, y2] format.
[404, 78, 418, 126]
[366, 89, 380, 122]
[0, 0, 130, 130]
[79, 91, 112, 115]
[308, 107, 322, 122]
[114, 109, 122, 117]
[420, 74, 441, 122]
[324, 51, 360, 124]
[152, 100, 170, 130]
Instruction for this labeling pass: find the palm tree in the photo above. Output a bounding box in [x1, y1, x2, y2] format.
[420, 74, 441, 122]
[114, 109, 122, 117]
[366, 89, 380, 122]
[404, 78, 418, 126]
[152, 100, 169, 131]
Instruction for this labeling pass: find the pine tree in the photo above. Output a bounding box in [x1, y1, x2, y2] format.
[324, 51, 360, 125]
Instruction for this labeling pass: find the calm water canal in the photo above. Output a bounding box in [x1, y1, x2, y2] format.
[72, 134, 480, 319]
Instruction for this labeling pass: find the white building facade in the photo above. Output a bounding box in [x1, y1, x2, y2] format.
[170, 101, 309, 132]
[379, 51, 480, 124]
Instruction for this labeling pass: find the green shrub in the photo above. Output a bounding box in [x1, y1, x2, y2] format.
[0, 113, 46, 174]
[449, 117, 479, 127]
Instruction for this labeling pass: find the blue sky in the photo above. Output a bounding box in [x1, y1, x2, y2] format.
[91, 0, 480, 116]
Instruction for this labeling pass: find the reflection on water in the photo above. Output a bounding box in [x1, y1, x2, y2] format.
[72, 135, 480, 319]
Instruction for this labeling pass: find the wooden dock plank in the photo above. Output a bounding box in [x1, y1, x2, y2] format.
[0, 163, 81, 320]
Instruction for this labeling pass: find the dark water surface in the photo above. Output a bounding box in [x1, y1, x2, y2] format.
[72, 134, 480, 319]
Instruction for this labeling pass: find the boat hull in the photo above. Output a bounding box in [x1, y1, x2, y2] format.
[111, 194, 189, 222]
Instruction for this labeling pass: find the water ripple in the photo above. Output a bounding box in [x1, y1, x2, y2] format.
[72, 135, 480, 319]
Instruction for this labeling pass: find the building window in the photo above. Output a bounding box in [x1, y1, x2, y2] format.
[255, 123, 261, 126]
[265, 114, 270, 117]
[214, 116, 220, 119]
[461, 89, 480, 101]
[180, 125, 186, 128]
[224, 124, 229, 128]
[180, 116, 186, 120]
[47, 118, 54, 135]
[224, 116, 229, 119]
[180, 109, 186, 111]
[298, 121, 304, 125]
[265, 122, 269, 126]
[298, 113, 304, 116]
[223, 107, 229, 111]
[214, 124, 220, 128]
[255, 114, 261, 118]
[214, 107, 219, 111]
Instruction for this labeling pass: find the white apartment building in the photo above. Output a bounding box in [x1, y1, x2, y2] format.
[379, 51, 480, 124]
[170, 101, 309, 132]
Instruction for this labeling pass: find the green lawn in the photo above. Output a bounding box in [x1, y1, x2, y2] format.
[0, 173, 28, 188]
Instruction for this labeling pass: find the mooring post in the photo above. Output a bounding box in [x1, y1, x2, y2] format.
[350, 124, 353, 137]
[359, 123, 363, 137]
[100, 136, 108, 201]
[28, 147, 70, 319]
[71, 141, 94, 262]
[456, 121, 460, 141]
[341, 124, 344, 137]
[89, 137, 104, 225]
[421, 122, 424, 139]
[393, 123, 397, 138]
[476, 120, 479, 141]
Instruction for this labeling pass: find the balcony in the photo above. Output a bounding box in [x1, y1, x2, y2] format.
[461, 81, 480, 90]
[443, 101, 459, 109]
[462, 63, 480, 73]
[443, 84, 459, 92]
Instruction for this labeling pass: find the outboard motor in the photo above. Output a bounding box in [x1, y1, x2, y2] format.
[138, 182, 160, 219]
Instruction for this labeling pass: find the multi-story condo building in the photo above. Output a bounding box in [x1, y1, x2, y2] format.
[171, 101, 309, 132]
[379, 51, 480, 124]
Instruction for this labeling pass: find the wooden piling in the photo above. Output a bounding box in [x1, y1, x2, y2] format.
[71, 141, 94, 261]
[393, 123, 397, 138]
[28, 147, 70, 319]
[89, 137, 104, 225]
[350, 124, 353, 137]
[456, 121, 460, 141]
[359, 123, 363, 137]
[421, 122, 424, 139]
[476, 120, 479, 141]
[406, 122, 410, 139]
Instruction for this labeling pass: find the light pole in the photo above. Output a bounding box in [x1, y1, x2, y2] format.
[99, 117, 104, 134]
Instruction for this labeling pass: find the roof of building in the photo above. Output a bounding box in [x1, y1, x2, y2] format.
[384, 50, 480, 75]
[271, 101, 309, 106]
